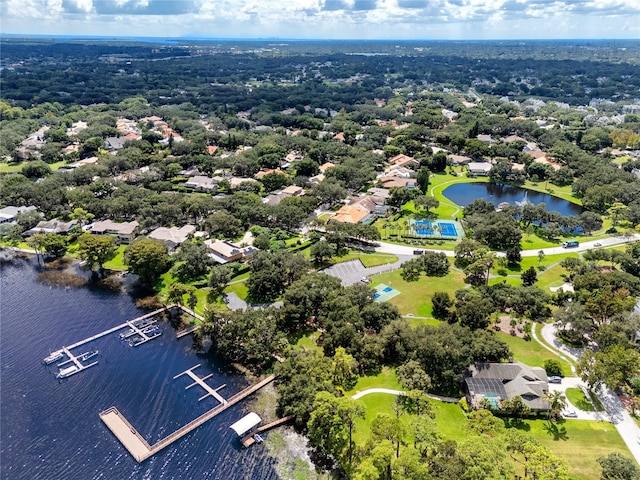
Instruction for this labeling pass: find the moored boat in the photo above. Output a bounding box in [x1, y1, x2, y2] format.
[56, 365, 79, 379]
[43, 351, 64, 365]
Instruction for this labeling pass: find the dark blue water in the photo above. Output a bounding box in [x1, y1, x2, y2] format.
[443, 183, 583, 216]
[0, 257, 278, 480]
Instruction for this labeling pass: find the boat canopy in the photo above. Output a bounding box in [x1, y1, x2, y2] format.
[229, 412, 262, 437]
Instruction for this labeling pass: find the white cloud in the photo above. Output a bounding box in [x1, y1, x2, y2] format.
[0, 0, 638, 38]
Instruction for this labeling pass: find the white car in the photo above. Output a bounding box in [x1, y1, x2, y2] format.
[594, 242, 602, 247]
[562, 409, 578, 418]
[360, 277, 370, 284]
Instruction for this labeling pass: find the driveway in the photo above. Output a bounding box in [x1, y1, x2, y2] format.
[322, 255, 413, 286]
[540, 324, 640, 464]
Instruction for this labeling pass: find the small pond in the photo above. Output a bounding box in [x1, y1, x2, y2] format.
[443, 183, 583, 217]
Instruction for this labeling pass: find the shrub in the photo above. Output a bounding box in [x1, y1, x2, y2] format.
[543, 359, 563, 377]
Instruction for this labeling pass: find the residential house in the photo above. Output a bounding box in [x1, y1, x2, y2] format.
[229, 177, 259, 189]
[255, 168, 285, 180]
[0, 205, 38, 224]
[385, 165, 415, 178]
[332, 195, 386, 224]
[105, 137, 126, 150]
[184, 175, 218, 192]
[148, 225, 196, 252]
[502, 135, 527, 144]
[476, 134, 495, 145]
[24, 219, 77, 236]
[206, 145, 219, 155]
[89, 220, 139, 244]
[448, 154, 472, 165]
[464, 362, 550, 412]
[319, 162, 336, 173]
[262, 185, 305, 206]
[309, 173, 326, 186]
[379, 176, 417, 189]
[367, 187, 391, 200]
[467, 162, 493, 176]
[204, 238, 258, 264]
[388, 154, 419, 169]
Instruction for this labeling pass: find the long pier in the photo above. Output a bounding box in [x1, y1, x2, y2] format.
[99, 374, 277, 462]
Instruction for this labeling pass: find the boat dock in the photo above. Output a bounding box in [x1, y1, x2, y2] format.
[44, 305, 185, 378]
[240, 415, 295, 448]
[175, 306, 205, 338]
[99, 374, 277, 463]
[174, 364, 227, 404]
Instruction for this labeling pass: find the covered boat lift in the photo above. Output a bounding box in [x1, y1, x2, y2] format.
[229, 412, 262, 437]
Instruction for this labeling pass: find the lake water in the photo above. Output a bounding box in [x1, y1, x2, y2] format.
[442, 183, 583, 217]
[0, 255, 278, 480]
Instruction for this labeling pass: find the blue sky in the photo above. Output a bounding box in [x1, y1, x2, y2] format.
[1, 0, 638, 40]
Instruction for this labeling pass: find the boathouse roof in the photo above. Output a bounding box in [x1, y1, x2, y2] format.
[229, 412, 262, 437]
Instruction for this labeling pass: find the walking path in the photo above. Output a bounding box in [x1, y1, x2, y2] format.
[351, 387, 459, 403]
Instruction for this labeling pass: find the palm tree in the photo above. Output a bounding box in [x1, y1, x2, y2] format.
[543, 390, 567, 422]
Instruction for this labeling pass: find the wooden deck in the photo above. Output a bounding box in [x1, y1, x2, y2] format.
[100, 374, 277, 463]
[240, 415, 295, 448]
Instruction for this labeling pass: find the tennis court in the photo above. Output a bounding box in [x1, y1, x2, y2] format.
[373, 283, 401, 302]
[411, 220, 461, 239]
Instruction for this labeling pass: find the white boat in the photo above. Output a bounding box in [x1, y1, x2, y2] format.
[56, 365, 79, 379]
[78, 350, 99, 362]
[43, 351, 63, 365]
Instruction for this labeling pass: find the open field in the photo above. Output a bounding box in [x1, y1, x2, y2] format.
[368, 268, 467, 317]
[334, 251, 398, 268]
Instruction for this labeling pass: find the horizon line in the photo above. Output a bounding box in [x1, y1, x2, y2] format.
[1, 33, 639, 42]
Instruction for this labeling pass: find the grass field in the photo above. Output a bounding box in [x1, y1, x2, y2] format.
[565, 387, 599, 412]
[368, 268, 467, 317]
[513, 418, 627, 480]
[102, 245, 127, 271]
[0, 160, 67, 173]
[334, 251, 398, 268]
[348, 386, 624, 480]
[497, 325, 573, 377]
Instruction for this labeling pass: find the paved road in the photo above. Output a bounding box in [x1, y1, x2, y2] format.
[541, 324, 640, 464]
[374, 234, 640, 258]
[322, 255, 413, 286]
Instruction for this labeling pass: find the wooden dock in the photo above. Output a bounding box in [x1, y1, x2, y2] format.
[240, 415, 295, 448]
[175, 305, 205, 338]
[174, 364, 227, 404]
[100, 374, 277, 462]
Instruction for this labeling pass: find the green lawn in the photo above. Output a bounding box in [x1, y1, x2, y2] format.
[347, 366, 402, 397]
[103, 245, 128, 271]
[0, 160, 67, 173]
[565, 387, 602, 412]
[224, 279, 249, 300]
[515, 418, 627, 480]
[522, 180, 582, 205]
[368, 268, 467, 317]
[351, 389, 626, 480]
[497, 326, 573, 377]
[334, 251, 398, 268]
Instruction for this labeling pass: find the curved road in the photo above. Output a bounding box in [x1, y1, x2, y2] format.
[540, 324, 640, 465]
[351, 388, 459, 403]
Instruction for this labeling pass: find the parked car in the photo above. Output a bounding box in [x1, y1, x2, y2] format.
[594, 242, 602, 247]
[360, 277, 370, 284]
[548, 376, 562, 384]
[562, 409, 578, 418]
